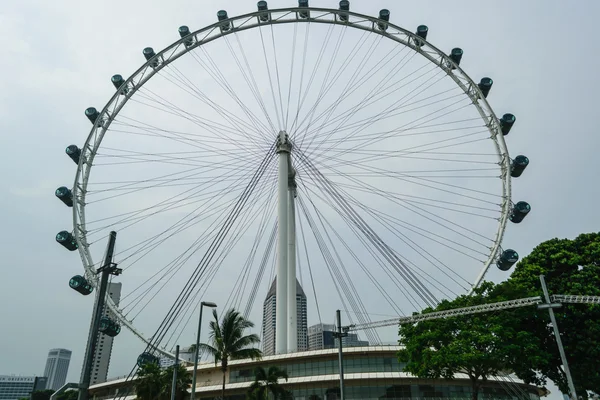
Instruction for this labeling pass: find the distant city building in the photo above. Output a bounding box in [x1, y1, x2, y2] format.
[307, 323, 336, 350]
[262, 278, 308, 356]
[43, 349, 71, 390]
[159, 347, 195, 368]
[307, 323, 368, 350]
[0, 376, 47, 400]
[90, 282, 122, 384]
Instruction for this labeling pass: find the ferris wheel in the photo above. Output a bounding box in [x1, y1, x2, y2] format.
[55, 2, 530, 358]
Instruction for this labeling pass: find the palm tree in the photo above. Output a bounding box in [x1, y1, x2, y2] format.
[247, 366, 289, 399]
[198, 308, 262, 400]
[135, 362, 164, 400]
[163, 364, 192, 400]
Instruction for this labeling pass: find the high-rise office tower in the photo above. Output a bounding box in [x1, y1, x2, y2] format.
[262, 278, 307, 356]
[90, 282, 122, 385]
[43, 349, 71, 390]
[307, 323, 369, 350]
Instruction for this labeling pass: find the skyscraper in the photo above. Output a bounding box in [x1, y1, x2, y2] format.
[307, 323, 369, 350]
[0, 376, 47, 400]
[262, 278, 307, 355]
[90, 282, 122, 384]
[43, 349, 71, 390]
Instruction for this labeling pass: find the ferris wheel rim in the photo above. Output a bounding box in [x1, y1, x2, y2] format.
[70, 5, 512, 352]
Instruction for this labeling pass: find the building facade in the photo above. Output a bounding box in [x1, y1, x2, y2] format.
[91, 282, 122, 384]
[0, 376, 46, 400]
[88, 346, 546, 400]
[43, 349, 71, 390]
[262, 278, 308, 356]
[307, 324, 336, 350]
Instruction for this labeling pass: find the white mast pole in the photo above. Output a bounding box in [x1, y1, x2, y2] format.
[275, 131, 290, 354]
[287, 169, 298, 352]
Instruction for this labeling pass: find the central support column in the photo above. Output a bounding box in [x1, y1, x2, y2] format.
[287, 170, 298, 352]
[275, 131, 291, 354]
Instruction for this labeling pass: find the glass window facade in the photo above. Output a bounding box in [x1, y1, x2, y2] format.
[229, 355, 405, 383]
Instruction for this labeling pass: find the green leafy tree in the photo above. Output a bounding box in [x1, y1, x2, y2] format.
[135, 362, 191, 400]
[31, 390, 54, 400]
[505, 232, 600, 397]
[198, 308, 262, 400]
[56, 390, 78, 400]
[247, 366, 289, 399]
[398, 281, 544, 400]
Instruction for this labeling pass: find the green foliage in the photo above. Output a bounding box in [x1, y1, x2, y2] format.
[31, 390, 55, 400]
[135, 362, 191, 400]
[506, 232, 600, 397]
[247, 366, 289, 399]
[398, 282, 543, 400]
[56, 390, 78, 400]
[198, 308, 262, 400]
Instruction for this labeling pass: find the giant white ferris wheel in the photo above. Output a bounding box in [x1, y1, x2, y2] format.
[56, 1, 530, 360]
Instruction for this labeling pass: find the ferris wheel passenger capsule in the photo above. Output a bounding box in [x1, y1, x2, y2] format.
[414, 25, 428, 47]
[510, 201, 531, 224]
[478, 77, 493, 98]
[257, 1, 270, 22]
[143, 47, 159, 68]
[65, 145, 81, 164]
[99, 316, 121, 337]
[499, 113, 516, 135]
[510, 155, 529, 178]
[56, 230, 78, 251]
[178, 26, 194, 47]
[111, 74, 129, 94]
[497, 249, 519, 271]
[377, 9, 390, 31]
[69, 275, 93, 295]
[217, 10, 231, 31]
[338, 1, 350, 22]
[55, 186, 73, 207]
[448, 48, 463, 68]
[298, 0, 309, 19]
[85, 107, 99, 124]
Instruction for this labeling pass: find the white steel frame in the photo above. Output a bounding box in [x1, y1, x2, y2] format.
[71, 6, 512, 354]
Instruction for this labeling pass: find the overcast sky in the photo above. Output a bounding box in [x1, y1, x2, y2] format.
[1, 1, 599, 399]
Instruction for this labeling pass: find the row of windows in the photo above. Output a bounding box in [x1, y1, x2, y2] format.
[229, 355, 405, 383]
[199, 383, 540, 400]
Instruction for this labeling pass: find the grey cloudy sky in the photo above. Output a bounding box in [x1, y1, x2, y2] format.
[1, 1, 599, 399]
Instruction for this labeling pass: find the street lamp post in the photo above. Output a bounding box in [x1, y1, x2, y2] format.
[190, 301, 217, 400]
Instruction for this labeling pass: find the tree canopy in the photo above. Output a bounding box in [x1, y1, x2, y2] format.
[247, 366, 289, 399]
[135, 362, 191, 400]
[398, 282, 544, 400]
[506, 232, 600, 397]
[398, 232, 600, 399]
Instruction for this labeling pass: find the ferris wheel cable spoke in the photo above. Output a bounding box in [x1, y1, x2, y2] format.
[297, 191, 406, 316]
[133, 88, 257, 139]
[300, 179, 466, 297]
[223, 37, 277, 135]
[300, 157, 496, 246]
[288, 22, 338, 135]
[164, 60, 270, 142]
[116, 162, 277, 273]
[160, 184, 277, 348]
[268, 24, 287, 127]
[188, 49, 274, 140]
[296, 49, 426, 146]
[301, 63, 446, 157]
[297, 155, 438, 308]
[283, 22, 298, 129]
[295, 30, 384, 148]
[295, 35, 414, 144]
[292, 25, 362, 147]
[296, 198, 324, 325]
[157, 66, 267, 147]
[305, 152, 501, 205]
[229, 34, 279, 134]
[257, 25, 284, 129]
[145, 148, 275, 353]
[296, 194, 380, 344]
[244, 223, 277, 318]
[288, 21, 311, 136]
